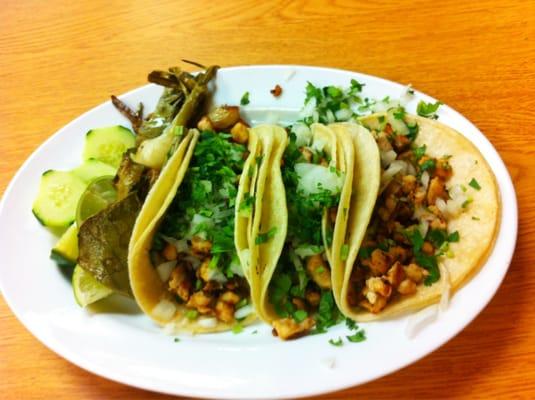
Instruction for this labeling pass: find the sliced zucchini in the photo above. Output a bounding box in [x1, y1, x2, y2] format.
[72, 159, 117, 182]
[50, 223, 79, 265]
[72, 264, 113, 307]
[82, 125, 135, 168]
[32, 170, 87, 227]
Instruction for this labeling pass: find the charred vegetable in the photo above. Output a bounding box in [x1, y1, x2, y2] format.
[77, 62, 219, 296]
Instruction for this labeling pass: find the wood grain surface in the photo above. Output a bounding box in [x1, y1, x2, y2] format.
[1, 0, 535, 398]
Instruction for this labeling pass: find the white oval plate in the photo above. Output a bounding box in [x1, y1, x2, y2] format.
[0, 66, 517, 399]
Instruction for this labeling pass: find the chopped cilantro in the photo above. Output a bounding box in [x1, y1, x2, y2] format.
[232, 323, 243, 334]
[469, 178, 481, 190]
[157, 131, 246, 280]
[239, 193, 255, 215]
[358, 247, 373, 259]
[415, 252, 440, 285]
[427, 229, 447, 248]
[414, 144, 427, 160]
[240, 91, 250, 106]
[173, 337, 180, 343]
[251, 330, 258, 335]
[236, 298, 248, 309]
[185, 309, 198, 320]
[406, 229, 424, 253]
[407, 121, 419, 141]
[462, 197, 473, 208]
[393, 107, 406, 120]
[255, 226, 278, 245]
[350, 79, 364, 92]
[448, 231, 460, 242]
[346, 330, 366, 343]
[345, 318, 358, 330]
[293, 309, 308, 323]
[472, 216, 480, 221]
[328, 337, 343, 347]
[417, 100, 442, 119]
[420, 158, 436, 173]
[340, 244, 349, 261]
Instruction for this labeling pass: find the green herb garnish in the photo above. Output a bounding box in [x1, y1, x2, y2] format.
[293, 309, 308, 323]
[255, 226, 278, 245]
[346, 330, 366, 343]
[417, 100, 442, 119]
[469, 178, 481, 190]
[329, 337, 343, 347]
[186, 309, 198, 320]
[240, 91, 250, 106]
[232, 323, 244, 334]
[340, 244, 349, 261]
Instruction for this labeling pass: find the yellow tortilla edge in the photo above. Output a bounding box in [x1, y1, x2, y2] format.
[342, 113, 501, 322]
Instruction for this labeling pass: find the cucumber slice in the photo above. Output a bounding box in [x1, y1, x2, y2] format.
[32, 170, 87, 227]
[82, 125, 135, 168]
[72, 159, 117, 183]
[76, 176, 117, 226]
[50, 223, 79, 265]
[72, 264, 113, 307]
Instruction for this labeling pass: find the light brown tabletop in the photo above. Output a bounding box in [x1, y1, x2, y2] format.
[1, 1, 535, 398]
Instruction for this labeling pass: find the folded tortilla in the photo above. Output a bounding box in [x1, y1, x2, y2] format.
[338, 114, 500, 321]
[128, 126, 274, 333]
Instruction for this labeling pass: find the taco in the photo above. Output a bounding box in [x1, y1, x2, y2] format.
[252, 122, 356, 339]
[128, 117, 275, 333]
[336, 112, 500, 321]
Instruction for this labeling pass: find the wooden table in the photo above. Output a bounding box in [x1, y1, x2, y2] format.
[1, 1, 534, 398]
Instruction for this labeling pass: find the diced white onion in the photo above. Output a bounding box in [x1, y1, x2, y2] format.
[438, 264, 451, 312]
[284, 69, 296, 82]
[405, 304, 438, 339]
[407, 163, 417, 176]
[320, 357, 336, 369]
[421, 171, 430, 190]
[187, 214, 213, 239]
[310, 137, 326, 153]
[299, 98, 316, 118]
[206, 268, 227, 283]
[335, 108, 352, 121]
[156, 260, 176, 282]
[380, 150, 398, 168]
[161, 235, 189, 253]
[381, 160, 407, 185]
[295, 163, 344, 195]
[228, 257, 244, 277]
[292, 122, 312, 147]
[294, 244, 323, 258]
[435, 198, 448, 215]
[183, 255, 202, 270]
[418, 220, 429, 238]
[326, 109, 335, 124]
[234, 304, 254, 319]
[386, 109, 409, 136]
[399, 85, 414, 106]
[197, 317, 217, 328]
[213, 208, 234, 220]
[152, 299, 176, 321]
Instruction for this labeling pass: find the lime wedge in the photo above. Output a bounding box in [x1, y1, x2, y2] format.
[72, 264, 113, 307]
[76, 175, 117, 226]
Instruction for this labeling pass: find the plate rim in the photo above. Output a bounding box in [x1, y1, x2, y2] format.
[0, 64, 518, 399]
